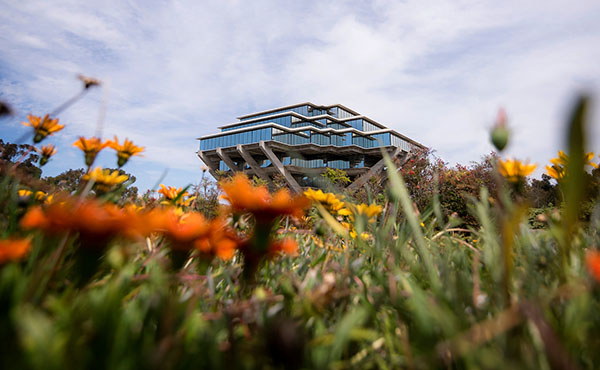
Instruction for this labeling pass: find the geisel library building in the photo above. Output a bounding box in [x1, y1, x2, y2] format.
[197, 103, 425, 192]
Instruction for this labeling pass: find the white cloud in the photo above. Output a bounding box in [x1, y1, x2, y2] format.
[1, 0, 599, 190]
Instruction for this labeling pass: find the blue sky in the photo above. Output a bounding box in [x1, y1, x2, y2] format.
[1, 0, 599, 191]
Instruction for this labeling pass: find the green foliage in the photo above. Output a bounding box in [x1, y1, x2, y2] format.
[43, 167, 138, 203]
[0, 139, 41, 179]
[527, 174, 559, 208]
[399, 150, 499, 226]
[191, 177, 220, 219]
[43, 168, 86, 193]
[2, 96, 600, 369]
[251, 175, 268, 188]
[320, 168, 351, 189]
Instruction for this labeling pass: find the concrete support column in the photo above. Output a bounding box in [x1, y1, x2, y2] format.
[197, 151, 219, 179]
[259, 141, 302, 193]
[216, 148, 241, 172]
[236, 144, 273, 186]
[346, 147, 405, 191]
[370, 150, 413, 186]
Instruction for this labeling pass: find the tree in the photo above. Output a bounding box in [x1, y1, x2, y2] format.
[0, 139, 41, 179]
[44, 168, 86, 193]
[191, 177, 220, 219]
[397, 150, 500, 227]
[526, 174, 559, 208]
[319, 168, 350, 192]
[43, 167, 138, 204]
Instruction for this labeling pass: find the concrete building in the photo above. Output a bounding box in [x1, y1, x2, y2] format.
[197, 103, 424, 192]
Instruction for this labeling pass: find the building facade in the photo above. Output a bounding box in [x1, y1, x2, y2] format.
[197, 102, 424, 192]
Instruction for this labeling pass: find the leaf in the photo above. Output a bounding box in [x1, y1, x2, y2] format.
[330, 308, 368, 361]
[314, 203, 349, 238]
[384, 151, 441, 291]
[559, 95, 590, 279]
[563, 96, 589, 237]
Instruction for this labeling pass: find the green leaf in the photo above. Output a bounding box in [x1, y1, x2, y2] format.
[384, 151, 441, 291]
[315, 203, 349, 238]
[560, 95, 590, 278]
[331, 308, 368, 361]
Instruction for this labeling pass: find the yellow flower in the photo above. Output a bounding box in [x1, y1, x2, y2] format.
[550, 150, 598, 169]
[303, 188, 323, 202]
[310, 235, 324, 248]
[545, 165, 566, 180]
[355, 203, 383, 219]
[107, 136, 145, 167]
[498, 158, 537, 183]
[18, 189, 32, 198]
[38, 144, 57, 166]
[348, 229, 370, 240]
[549, 150, 569, 167]
[587, 152, 598, 169]
[304, 188, 346, 213]
[338, 203, 379, 240]
[82, 167, 129, 193]
[21, 114, 64, 143]
[158, 184, 195, 207]
[34, 191, 48, 201]
[545, 150, 597, 180]
[73, 137, 109, 167]
[338, 202, 382, 222]
[337, 207, 353, 217]
[17, 189, 52, 203]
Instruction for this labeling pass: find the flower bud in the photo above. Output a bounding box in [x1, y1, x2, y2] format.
[117, 155, 128, 167]
[85, 153, 96, 167]
[33, 133, 44, 143]
[490, 108, 509, 152]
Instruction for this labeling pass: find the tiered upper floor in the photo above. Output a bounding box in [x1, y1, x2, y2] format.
[198, 103, 421, 153]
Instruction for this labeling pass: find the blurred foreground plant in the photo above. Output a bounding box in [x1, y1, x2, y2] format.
[1, 83, 600, 369]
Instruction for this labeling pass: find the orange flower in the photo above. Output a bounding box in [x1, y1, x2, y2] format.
[107, 136, 144, 167]
[73, 137, 109, 166]
[72, 201, 129, 246]
[150, 209, 210, 251]
[586, 250, 600, 283]
[21, 203, 72, 235]
[158, 184, 194, 207]
[38, 144, 57, 166]
[39, 144, 57, 157]
[0, 238, 31, 264]
[194, 218, 239, 260]
[21, 114, 64, 143]
[21, 197, 148, 249]
[77, 74, 101, 89]
[158, 184, 186, 200]
[268, 237, 298, 256]
[238, 236, 299, 277]
[220, 174, 309, 222]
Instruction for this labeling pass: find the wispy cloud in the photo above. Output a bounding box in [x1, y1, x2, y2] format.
[1, 0, 599, 190]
